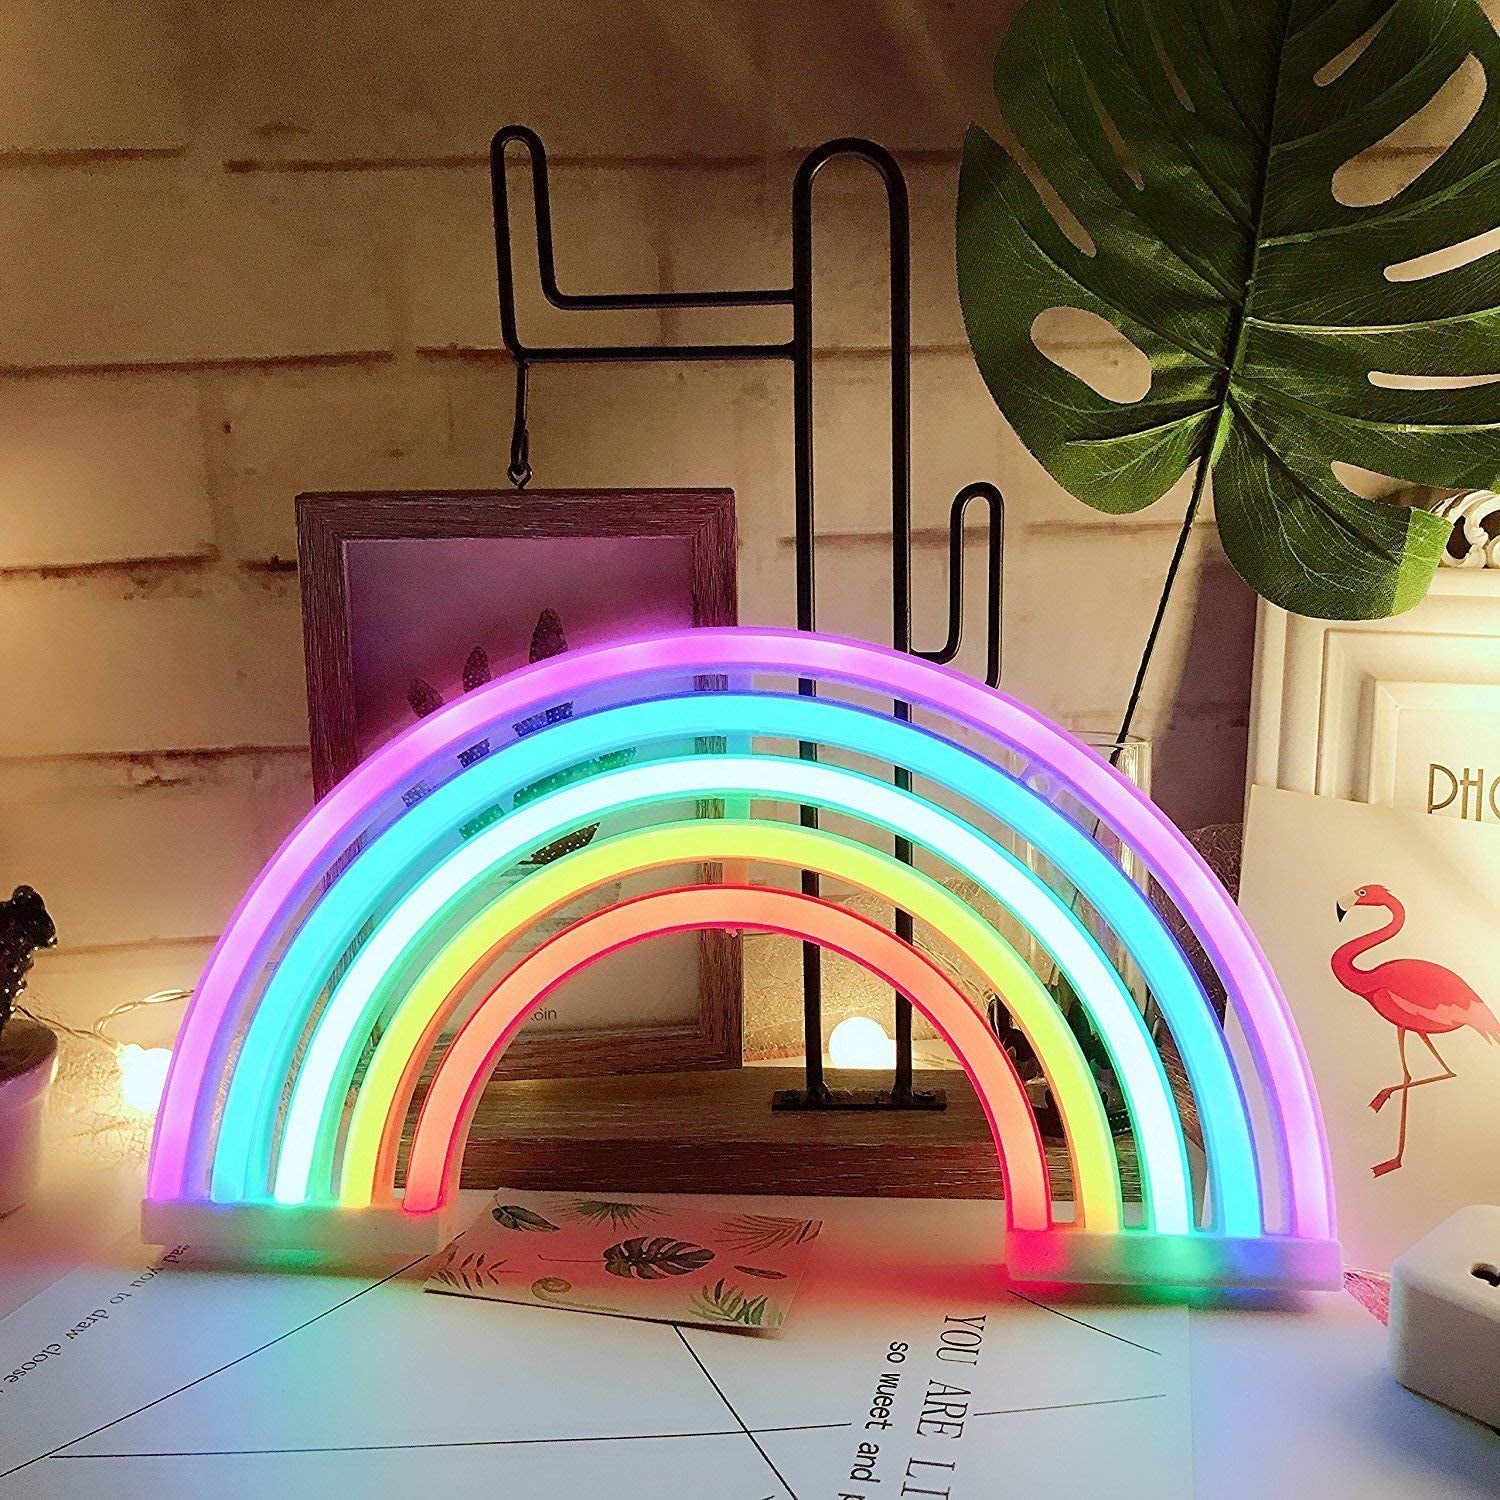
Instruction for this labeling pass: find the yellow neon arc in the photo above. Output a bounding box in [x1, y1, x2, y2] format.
[337, 819, 1126, 1233]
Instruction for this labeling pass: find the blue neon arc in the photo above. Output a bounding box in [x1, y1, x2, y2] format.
[210, 690, 1260, 1236]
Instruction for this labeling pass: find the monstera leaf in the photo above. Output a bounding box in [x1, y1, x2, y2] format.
[959, 0, 1500, 619]
[601, 1236, 715, 1279]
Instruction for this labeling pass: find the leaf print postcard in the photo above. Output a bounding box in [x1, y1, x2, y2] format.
[425, 1190, 823, 1331]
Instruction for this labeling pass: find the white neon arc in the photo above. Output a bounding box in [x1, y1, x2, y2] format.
[267, 753, 1195, 1235]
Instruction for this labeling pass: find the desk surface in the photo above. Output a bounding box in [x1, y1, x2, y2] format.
[3, 1148, 1496, 1497]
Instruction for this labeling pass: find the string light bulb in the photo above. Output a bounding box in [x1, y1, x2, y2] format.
[117, 1042, 173, 1116]
[16, 986, 188, 1156]
[87, 988, 187, 1121]
[828, 1014, 897, 1069]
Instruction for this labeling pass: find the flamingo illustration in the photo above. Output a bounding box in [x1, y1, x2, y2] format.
[1332, 884, 1500, 1177]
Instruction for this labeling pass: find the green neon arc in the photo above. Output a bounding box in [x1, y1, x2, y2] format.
[273, 754, 1190, 1230]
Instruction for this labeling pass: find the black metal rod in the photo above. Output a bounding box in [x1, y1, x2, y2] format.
[515, 342, 793, 363]
[789, 140, 925, 1103]
[917, 481, 1007, 688]
[789, 145, 828, 1101]
[508, 359, 532, 489]
[488, 124, 1005, 1110]
[793, 141, 917, 1101]
[492, 125, 793, 317]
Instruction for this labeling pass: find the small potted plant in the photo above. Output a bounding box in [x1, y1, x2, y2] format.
[0, 886, 58, 1218]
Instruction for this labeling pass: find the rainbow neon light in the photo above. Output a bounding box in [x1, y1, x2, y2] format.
[142, 627, 1339, 1289]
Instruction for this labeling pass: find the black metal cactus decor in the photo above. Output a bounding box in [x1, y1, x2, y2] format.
[0, 886, 56, 1035]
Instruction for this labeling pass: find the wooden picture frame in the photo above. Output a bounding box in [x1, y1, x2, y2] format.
[296, 488, 741, 1081]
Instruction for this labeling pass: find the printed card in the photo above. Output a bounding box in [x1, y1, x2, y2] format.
[425, 1189, 822, 1331]
[1238, 786, 1500, 1270]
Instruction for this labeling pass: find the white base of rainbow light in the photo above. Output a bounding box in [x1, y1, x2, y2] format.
[1004, 1229, 1343, 1291]
[141, 1199, 461, 1261]
[142, 1200, 1341, 1291]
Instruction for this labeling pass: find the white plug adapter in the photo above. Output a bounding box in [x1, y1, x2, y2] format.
[1388, 1204, 1500, 1430]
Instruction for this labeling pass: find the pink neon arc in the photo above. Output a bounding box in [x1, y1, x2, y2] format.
[402, 885, 1051, 1226]
[149, 626, 1332, 1243]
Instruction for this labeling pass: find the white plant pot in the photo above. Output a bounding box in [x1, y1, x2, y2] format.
[0, 1018, 57, 1218]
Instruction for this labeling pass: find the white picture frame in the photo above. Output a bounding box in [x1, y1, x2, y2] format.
[1247, 571, 1500, 821]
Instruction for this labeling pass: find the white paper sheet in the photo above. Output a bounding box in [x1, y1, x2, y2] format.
[0, 1196, 1189, 1498]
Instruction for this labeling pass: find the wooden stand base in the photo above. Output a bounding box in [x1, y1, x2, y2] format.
[409, 1067, 1145, 1202]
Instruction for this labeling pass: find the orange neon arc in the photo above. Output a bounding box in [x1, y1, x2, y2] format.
[403, 885, 1053, 1229]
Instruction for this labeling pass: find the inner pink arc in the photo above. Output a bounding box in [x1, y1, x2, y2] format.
[400, 884, 1051, 1230]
